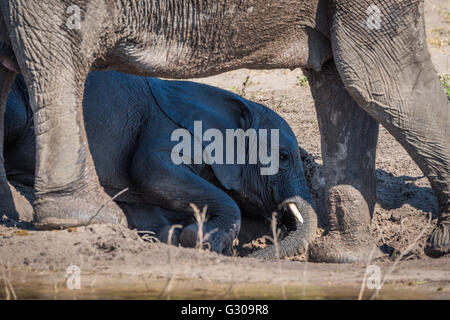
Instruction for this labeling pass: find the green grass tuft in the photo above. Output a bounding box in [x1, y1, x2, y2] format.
[439, 74, 450, 100]
[296, 75, 309, 88]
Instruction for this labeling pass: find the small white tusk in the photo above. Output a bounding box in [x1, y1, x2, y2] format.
[287, 203, 304, 224]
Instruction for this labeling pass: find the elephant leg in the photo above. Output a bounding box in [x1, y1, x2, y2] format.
[118, 202, 180, 242]
[331, 0, 449, 257]
[119, 201, 188, 245]
[303, 60, 381, 263]
[5, 21, 127, 229]
[130, 151, 241, 255]
[27, 68, 127, 229]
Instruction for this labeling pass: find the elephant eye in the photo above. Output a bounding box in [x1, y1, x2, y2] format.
[280, 151, 289, 162]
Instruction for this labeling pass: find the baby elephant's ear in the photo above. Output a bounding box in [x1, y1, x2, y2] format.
[147, 78, 250, 134]
[147, 78, 254, 191]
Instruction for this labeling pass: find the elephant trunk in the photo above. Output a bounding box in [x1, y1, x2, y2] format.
[249, 196, 317, 260]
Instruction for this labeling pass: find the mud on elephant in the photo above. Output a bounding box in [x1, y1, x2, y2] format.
[4, 71, 317, 258]
[0, 0, 448, 261]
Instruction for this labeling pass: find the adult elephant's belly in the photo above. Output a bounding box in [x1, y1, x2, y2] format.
[103, 0, 332, 77]
[107, 31, 332, 79]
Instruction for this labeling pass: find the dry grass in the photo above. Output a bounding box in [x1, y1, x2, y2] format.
[86, 187, 129, 226]
[358, 213, 432, 300]
[262, 212, 286, 300]
[138, 230, 159, 243]
[189, 203, 218, 250]
[158, 224, 183, 299]
[1, 263, 17, 300]
[158, 203, 218, 299]
[358, 223, 385, 300]
[167, 224, 183, 246]
[369, 213, 432, 300]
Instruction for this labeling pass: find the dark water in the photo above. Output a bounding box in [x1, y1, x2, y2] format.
[5, 278, 446, 300]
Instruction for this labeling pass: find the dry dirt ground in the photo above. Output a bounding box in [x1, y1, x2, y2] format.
[0, 1, 449, 299]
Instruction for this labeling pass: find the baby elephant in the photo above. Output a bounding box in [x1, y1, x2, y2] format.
[4, 71, 316, 259]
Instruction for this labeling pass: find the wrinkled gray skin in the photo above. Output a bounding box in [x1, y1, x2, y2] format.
[0, 0, 448, 262]
[4, 72, 317, 258]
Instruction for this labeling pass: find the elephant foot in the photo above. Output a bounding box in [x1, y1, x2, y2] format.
[158, 225, 182, 246]
[33, 188, 128, 230]
[179, 224, 215, 250]
[425, 215, 449, 258]
[308, 231, 382, 263]
[179, 223, 235, 255]
[308, 185, 382, 263]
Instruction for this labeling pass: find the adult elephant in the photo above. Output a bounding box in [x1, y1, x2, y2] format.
[0, 0, 447, 261]
[5, 72, 317, 258]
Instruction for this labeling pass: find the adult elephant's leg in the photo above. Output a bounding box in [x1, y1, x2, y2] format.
[28, 67, 127, 229]
[5, 6, 127, 229]
[331, 0, 449, 256]
[303, 59, 381, 263]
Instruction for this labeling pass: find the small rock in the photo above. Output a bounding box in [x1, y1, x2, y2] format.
[390, 212, 402, 222]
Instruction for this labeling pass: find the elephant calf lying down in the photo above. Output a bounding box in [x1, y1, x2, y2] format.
[5, 71, 317, 259]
